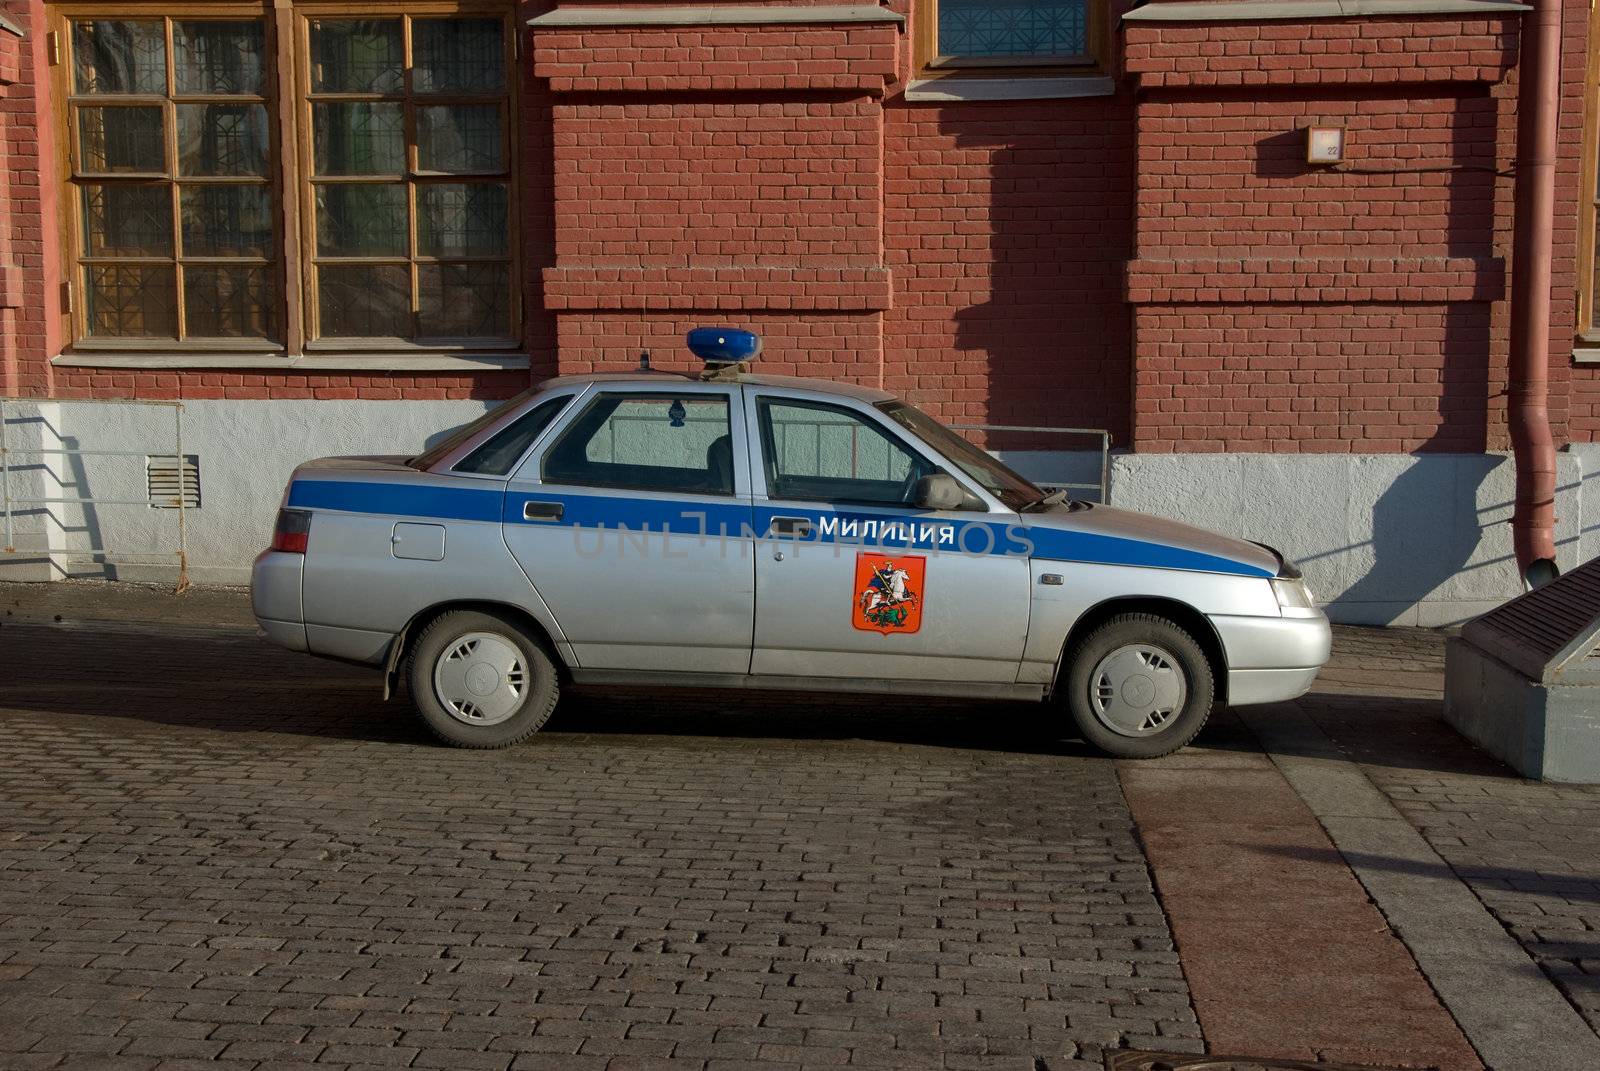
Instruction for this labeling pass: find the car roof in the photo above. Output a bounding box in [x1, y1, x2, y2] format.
[537, 370, 897, 405]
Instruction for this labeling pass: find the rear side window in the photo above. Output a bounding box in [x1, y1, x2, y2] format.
[541, 393, 735, 496]
[454, 397, 571, 476]
[407, 387, 539, 470]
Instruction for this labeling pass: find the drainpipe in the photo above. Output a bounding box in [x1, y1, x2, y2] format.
[1508, 0, 1562, 586]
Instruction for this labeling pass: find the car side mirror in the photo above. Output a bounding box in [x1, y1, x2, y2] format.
[914, 473, 966, 511]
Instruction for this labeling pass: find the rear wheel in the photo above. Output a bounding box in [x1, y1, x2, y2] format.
[408, 610, 559, 748]
[1062, 613, 1214, 759]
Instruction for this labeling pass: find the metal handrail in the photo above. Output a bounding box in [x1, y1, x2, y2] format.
[948, 423, 1112, 503]
[0, 397, 190, 592]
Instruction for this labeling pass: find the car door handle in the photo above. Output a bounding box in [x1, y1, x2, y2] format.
[523, 500, 564, 522]
[768, 516, 812, 537]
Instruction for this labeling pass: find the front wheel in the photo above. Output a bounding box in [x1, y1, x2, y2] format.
[1061, 613, 1214, 759]
[408, 610, 560, 748]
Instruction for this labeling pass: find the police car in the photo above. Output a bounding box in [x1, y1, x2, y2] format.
[252, 328, 1330, 759]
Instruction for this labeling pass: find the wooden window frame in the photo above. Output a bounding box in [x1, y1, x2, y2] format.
[296, 3, 521, 352]
[913, 0, 1109, 81]
[1579, 8, 1600, 343]
[48, 0, 521, 359]
[53, 4, 284, 351]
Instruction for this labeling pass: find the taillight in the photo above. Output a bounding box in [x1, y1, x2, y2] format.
[270, 508, 312, 554]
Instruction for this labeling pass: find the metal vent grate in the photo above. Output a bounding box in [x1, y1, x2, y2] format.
[1461, 556, 1600, 682]
[146, 454, 200, 509]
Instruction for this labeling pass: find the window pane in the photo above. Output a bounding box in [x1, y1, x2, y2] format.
[408, 387, 540, 471]
[418, 263, 509, 338]
[417, 105, 504, 173]
[184, 266, 274, 338]
[81, 184, 172, 257]
[456, 397, 570, 476]
[414, 19, 505, 94]
[310, 19, 403, 93]
[1594, 228, 1600, 329]
[318, 265, 410, 337]
[418, 183, 507, 257]
[177, 103, 269, 176]
[174, 21, 264, 95]
[78, 106, 164, 173]
[73, 20, 166, 95]
[759, 399, 928, 506]
[181, 185, 272, 257]
[85, 265, 177, 338]
[544, 395, 734, 496]
[313, 102, 405, 175]
[938, 0, 1089, 58]
[315, 185, 407, 257]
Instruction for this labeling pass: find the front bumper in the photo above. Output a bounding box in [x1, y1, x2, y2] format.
[1211, 611, 1332, 707]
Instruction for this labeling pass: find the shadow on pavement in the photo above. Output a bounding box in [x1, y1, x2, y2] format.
[0, 621, 1096, 757]
[1262, 843, 1600, 904]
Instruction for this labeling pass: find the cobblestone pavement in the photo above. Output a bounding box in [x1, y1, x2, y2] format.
[0, 617, 1197, 1071]
[1291, 627, 1600, 1041]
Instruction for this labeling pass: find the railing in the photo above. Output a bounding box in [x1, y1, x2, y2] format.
[0, 397, 191, 592]
[949, 423, 1112, 503]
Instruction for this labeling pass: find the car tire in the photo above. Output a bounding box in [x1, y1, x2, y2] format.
[1061, 613, 1214, 759]
[408, 610, 560, 749]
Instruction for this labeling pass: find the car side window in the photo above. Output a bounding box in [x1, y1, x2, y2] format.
[757, 397, 932, 506]
[455, 397, 571, 476]
[541, 393, 735, 496]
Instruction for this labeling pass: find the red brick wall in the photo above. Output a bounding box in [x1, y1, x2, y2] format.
[1124, 12, 1532, 453]
[4, 0, 1597, 466]
[532, 22, 898, 92]
[531, 7, 900, 386]
[1134, 302, 1494, 452]
[534, 0, 1138, 444]
[0, 4, 51, 399]
[1557, 0, 1598, 440]
[1124, 17, 1518, 87]
[552, 100, 884, 266]
[881, 97, 1135, 439]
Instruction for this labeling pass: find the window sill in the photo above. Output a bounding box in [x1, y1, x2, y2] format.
[903, 75, 1116, 103]
[52, 351, 531, 373]
[1572, 345, 1600, 366]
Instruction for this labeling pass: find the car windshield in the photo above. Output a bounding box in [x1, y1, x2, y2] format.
[877, 400, 1045, 511]
[407, 388, 541, 470]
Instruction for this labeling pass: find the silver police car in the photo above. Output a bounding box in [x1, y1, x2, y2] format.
[252, 328, 1330, 758]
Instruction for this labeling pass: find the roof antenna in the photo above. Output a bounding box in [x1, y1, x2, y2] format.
[638, 350, 651, 372]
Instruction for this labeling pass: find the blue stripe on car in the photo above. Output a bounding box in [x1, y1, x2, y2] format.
[288, 479, 503, 522]
[286, 479, 1272, 578]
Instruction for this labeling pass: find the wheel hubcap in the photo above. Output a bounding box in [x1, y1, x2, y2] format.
[433, 632, 527, 727]
[1089, 643, 1186, 737]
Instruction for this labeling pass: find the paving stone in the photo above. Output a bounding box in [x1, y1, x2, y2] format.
[1295, 626, 1600, 1043]
[0, 616, 1188, 1069]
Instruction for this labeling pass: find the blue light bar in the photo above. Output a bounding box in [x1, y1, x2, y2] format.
[686, 327, 761, 365]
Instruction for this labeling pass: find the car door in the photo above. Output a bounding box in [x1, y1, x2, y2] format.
[745, 390, 1031, 683]
[503, 383, 756, 673]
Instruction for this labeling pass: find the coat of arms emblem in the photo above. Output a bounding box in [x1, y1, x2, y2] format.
[853, 553, 925, 634]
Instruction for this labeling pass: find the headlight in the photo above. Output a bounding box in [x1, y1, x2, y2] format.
[1271, 577, 1316, 610]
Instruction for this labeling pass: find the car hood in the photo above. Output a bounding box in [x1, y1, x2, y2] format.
[1019, 503, 1280, 579]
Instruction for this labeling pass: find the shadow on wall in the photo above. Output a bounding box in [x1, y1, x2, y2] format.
[1248, 94, 1505, 621]
[940, 103, 1134, 443]
[1320, 90, 1519, 622]
[1327, 450, 1500, 622]
[0, 405, 105, 578]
